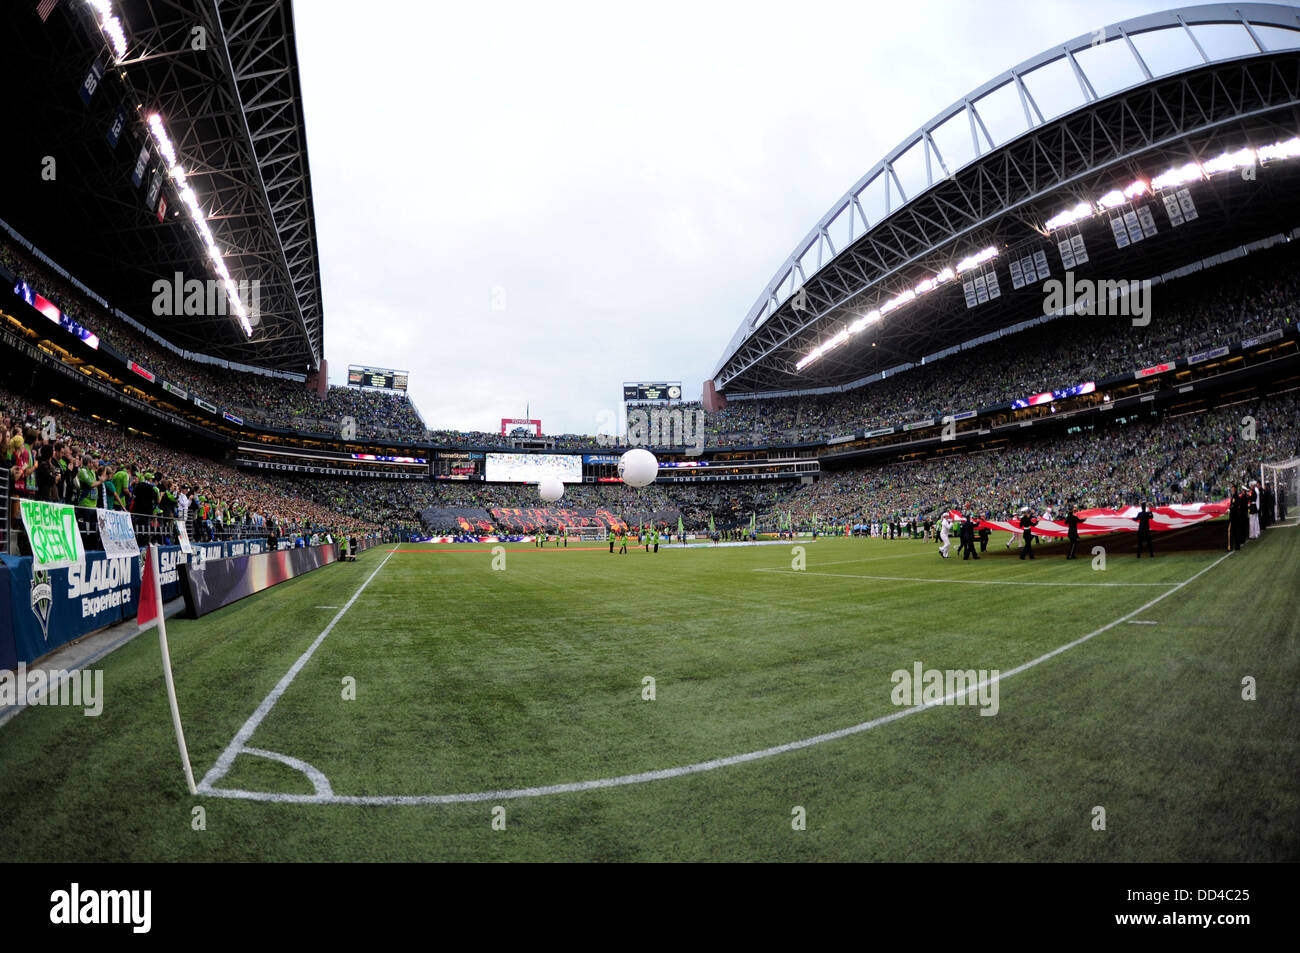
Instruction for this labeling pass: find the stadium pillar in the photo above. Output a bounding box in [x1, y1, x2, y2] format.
[306, 358, 328, 398]
[703, 380, 727, 414]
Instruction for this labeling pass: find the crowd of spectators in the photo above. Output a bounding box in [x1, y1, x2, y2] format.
[303, 392, 1296, 535]
[2, 383, 381, 545]
[686, 244, 1300, 447]
[1, 237, 427, 442]
[778, 391, 1299, 530]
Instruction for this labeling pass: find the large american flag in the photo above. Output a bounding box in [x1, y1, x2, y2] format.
[949, 501, 1230, 537]
[37, 0, 60, 23]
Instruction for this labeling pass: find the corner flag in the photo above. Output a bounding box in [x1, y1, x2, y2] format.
[142, 544, 197, 794]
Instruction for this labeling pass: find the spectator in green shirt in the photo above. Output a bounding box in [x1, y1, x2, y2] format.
[76, 455, 103, 508]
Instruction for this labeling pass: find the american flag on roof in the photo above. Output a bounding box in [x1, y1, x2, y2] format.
[37, 0, 60, 23]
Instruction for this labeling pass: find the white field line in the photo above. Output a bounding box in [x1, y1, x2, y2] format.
[199, 551, 1233, 806]
[754, 568, 1174, 587]
[196, 546, 397, 793]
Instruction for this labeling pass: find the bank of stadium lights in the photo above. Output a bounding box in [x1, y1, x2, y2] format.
[1042, 136, 1300, 235]
[86, 0, 128, 60]
[794, 258, 982, 371]
[146, 113, 253, 336]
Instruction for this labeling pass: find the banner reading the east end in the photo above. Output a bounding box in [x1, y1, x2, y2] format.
[19, 499, 85, 570]
[97, 508, 140, 559]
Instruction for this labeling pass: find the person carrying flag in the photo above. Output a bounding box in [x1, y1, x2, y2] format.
[1018, 507, 1038, 560]
[1065, 505, 1081, 559]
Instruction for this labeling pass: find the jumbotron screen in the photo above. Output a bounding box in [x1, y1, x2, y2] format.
[347, 365, 409, 391]
[485, 453, 582, 484]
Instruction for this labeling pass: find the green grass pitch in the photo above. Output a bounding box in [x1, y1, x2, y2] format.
[2, 525, 1297, 861]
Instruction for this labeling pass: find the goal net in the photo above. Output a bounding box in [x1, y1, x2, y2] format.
[1261, 457, 1299, 523]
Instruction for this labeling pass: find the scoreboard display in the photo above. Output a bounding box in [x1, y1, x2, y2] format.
[623, 381, 681, 402]
[347, 365, 409, 391]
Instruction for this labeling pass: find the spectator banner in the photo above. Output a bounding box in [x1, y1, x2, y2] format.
[951, 410, 977, 421]
[194, 396, 218, 413]
[175, 520, 193, 554]
[222, 411, 244, 425]
[826, 435, 856, 445]
[19, 500, 85, 570]
[863, 427, 895, 438]
[1241, 329, 1283, 349]
[902, 419, 936, 432]
[162, 381, 188, 400]
[1187, 345, 1229, 365]
[96, 508, 140, 559]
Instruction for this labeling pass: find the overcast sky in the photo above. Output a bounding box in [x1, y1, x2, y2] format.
[294, 0, 1220, 435]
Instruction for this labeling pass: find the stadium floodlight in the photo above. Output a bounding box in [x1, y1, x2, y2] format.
[85, 0, 128, 61]
[796, 252, 989, 371]
[1045, 201, 1093, 231]
[1258, 137, 1300, 162]
[147, 112, 254, 337]
[1202, 148, 1256, 176]
[847, 310, 882, 334]
[955, 246, 998, 274]
[1151, 161, 1204, 191]
[880, 289, 916, 315]
[1097, 180, 1149, 210]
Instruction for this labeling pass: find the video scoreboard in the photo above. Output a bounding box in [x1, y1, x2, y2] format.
[347, 365, 409, 391]
[623, 381, 681, 402]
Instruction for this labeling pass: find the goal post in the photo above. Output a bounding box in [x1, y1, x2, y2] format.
[1261, 458, 1299, 523]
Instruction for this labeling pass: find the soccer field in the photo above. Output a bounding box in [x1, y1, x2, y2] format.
[2, 525, 1297, 862]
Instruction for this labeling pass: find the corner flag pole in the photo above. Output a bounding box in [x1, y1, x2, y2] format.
[142, 544, 197, 794]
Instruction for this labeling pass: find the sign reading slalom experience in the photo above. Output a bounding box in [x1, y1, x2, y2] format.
[96, 509, 140, 559]
[19, 500, 85, 570]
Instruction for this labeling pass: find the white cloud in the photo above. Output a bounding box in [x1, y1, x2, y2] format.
[297, 0, 1181, 433]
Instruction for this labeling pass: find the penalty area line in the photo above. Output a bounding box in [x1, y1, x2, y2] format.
[196, 545, 399, 794]
[197, 551, 1231, 806]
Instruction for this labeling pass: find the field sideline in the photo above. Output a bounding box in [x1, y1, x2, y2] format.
[1, 523, 1296, 861]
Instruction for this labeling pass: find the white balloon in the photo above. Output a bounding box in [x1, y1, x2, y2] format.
[538, 477, 564, 502]
[619, 448, 659, 488]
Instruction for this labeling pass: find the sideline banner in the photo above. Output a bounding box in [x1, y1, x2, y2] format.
[180, 544, 338, 619]
[1, 552, 139, 665]
[97, 508, 140, 559]
[19, 499, 85, 570]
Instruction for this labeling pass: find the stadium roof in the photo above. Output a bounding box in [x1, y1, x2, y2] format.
[713, 2, 1300, 396]
[0, 0, 323, 372]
